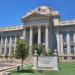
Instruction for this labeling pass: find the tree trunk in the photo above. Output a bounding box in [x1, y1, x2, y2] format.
[21, 59, 23, 70]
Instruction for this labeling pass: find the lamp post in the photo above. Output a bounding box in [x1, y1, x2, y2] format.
[42, 43, 45, 55]
[54, 49, 60, 70]
[42, 43, 45, 46]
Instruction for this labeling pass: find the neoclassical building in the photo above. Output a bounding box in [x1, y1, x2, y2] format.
[0, 6, 75, 60]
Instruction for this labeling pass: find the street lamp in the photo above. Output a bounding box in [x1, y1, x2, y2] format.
[42, 43, 45, 55]
[54, 49, 60, 70]
[42, 43, 45, 46]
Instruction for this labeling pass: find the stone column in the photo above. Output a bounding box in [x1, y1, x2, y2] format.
[14, 36, 17, 50]
[73, 33, 75, 54]
[45, 26, 49, 54]
[29, 27, 33, 54]
[66, 33, 70, 54]
[38, 26, 41, 44]
[56, 32, 60, 54]
[23, 28, 26, 40]
[4, 36, 7, 55]
[9, 37, 12, 56]
[60, 34, 63, 54]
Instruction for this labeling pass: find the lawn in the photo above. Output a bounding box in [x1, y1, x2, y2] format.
[10, 62, 75, 75]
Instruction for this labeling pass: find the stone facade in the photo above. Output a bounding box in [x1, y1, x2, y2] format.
[0, 6, 75, 60]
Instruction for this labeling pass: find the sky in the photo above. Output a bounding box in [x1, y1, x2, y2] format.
[0, 0, 75, 27]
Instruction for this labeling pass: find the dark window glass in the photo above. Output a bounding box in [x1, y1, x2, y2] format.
[2, 48, 4, 54]
[7, 48, 9, 54]
[2, 36, 5, 44]
[70, 31, 74, 41]
[62, 32, 67, 42]
[63, 46, 67, 54]
[71, 46, 74, 54]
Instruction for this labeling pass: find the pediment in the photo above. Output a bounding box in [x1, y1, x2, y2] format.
[21, 6, 51, 22]
[22, 13, 49, 22]
[21, 6, 59, 23]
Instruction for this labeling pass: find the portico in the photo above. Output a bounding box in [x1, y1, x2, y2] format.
[23, 25, 50, 54]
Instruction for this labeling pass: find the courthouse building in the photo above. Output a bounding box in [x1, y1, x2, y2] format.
[0, 6, 75, 60]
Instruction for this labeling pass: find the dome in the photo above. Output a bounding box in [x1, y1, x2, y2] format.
[39, 6, 50, 10]
[36, 6, 51, 14]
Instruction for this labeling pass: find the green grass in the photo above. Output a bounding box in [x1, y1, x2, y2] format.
[10, 62, 75, 75]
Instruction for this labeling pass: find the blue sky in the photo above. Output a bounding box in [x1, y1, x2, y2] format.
[0, 0, 75, 27]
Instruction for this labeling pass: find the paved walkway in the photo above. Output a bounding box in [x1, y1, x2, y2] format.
[0, 55, 33, 75]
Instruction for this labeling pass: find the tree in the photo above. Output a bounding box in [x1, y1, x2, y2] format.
[32, 44, 44, 56]
[14, 39, 29, 70]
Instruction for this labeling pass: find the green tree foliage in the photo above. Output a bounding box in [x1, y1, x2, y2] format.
[32, 44, 44, 56]
[14, 39, 29, 70]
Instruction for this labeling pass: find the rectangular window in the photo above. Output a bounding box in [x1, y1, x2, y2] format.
[3, 39, 5, 44]
[71, 46, 74, 54]
[63, 46, 67, 54]
[2, 48, 4, 54]
[7, 48, 9, 54]
[2, 36, 6, 45]
[70, 31, 74, 41]
[62, 32, 67, 42]
[7, 36, 10, 44]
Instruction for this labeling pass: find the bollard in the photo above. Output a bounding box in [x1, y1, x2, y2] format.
[17, 66, 20, 71]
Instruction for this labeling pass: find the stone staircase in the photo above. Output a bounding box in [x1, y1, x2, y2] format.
[24, 55, 33, 65]
[0, 55, 33, 75]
